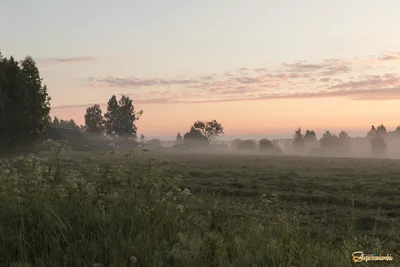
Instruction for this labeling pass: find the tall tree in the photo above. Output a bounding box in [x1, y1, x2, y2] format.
[104, 95, 142, 138]
[338, 130, 350, 152]
[118, 95, 137, 137]
[104, 95, 119, 136]
[320, 131, 340, 148]
[304, 130, 317, 144]
[304, 129, 317, 151]
[291, 127, 304, 153]
[84, 104, 104, 133]
[368, 125, 387, 158]
[0, 54, 51, 147]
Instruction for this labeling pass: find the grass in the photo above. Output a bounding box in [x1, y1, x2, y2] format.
[0, 141, 399, 266]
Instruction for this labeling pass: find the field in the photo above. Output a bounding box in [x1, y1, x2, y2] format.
[0, 142, 399, 266]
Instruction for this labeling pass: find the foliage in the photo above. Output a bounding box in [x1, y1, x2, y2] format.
[320, 131, 340, 148]
[146, 138, 162, 148]
[291, 127, 304, 154]
[183, 127, 208, 147]
[231, 139, 257, 150]
[368, 125, 387, 157]
[104, 95, 143, 138]
[175, 133, 183, 146]
[304, 130, 317, 144]
[0, 54, 51, 148]
[51, 117, 81, 131]
[192, 120, 224, 143]
[84, 104, 105, 133]
[259, 138, 282, 154]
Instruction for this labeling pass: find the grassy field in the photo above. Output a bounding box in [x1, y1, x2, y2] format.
[0, 142, 399, 266]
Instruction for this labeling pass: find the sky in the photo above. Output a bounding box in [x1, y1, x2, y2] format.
[1, 0, 400, 140]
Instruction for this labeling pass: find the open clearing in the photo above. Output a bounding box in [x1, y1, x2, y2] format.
[1, 148, 399, 266]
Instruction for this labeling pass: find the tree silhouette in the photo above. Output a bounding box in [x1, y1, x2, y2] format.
[104, 95, 119, 136]
[260, 138, 282, 154]
[84, 104, 104, 133]
[320, 131, 340, 148]
[0, 54, 51, 147]
[304, 130, 317, 144]
[192, 120, 224, 144]
[368, 125, 387, 158]
[338, 130, 350, 153]
[232, 139, 257, 150]
[104, 95, 142, 138]
[291, 127, 304, 153]
[183, 127, 207, 147]
[175, 133, 183, 145]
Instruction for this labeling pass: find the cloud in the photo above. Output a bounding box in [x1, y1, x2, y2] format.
[90, 77, 198, 88]
[38, 57, 96, 64]
[282, 59, 351, 76]
[81, 50, 400, 105]
[329, 73, 400, 90]
[52, 87, 400, 109]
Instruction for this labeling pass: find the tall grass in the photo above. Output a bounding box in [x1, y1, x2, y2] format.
[0, 141, 397, 266]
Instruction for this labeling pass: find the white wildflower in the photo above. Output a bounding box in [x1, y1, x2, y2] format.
[176, 204, 184, 213]
[130, 255, 137, 264]
[181, 188, 191, 196]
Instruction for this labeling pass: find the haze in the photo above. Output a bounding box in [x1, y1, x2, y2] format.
[2, 0, 400, 139]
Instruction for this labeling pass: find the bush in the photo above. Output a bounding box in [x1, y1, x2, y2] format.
[231, 139, 257, 150]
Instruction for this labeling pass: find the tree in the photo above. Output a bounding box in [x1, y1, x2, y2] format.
[118, 95, 138, 137]
[0, 54, 51, 148]
[376, 124, 387, 137]
[84, 104, 104, 133]
[291, 127, 304, 153]
[175, 133, 183, 145]
[183, 127, 207, 147]
[104, 95, 119, 136]
[259, 138, 282, 154]
[147, 138, 162, 148]
[231, 139, 257, 150]
[367, 125, 376, 139]
[367, 125, 387, 158]
[104, 95, 143, 138]
[304, 129, 317, 151]
[53, 116, 60, 126]
[304, 130, 317, 144]
[50, 117, 80, 130]
[192, 119, 224, 144]
[320, 131, 340, 148]
[338, 130, 350, 153]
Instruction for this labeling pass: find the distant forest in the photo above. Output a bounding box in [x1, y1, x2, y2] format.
[1, 52, 398, 158]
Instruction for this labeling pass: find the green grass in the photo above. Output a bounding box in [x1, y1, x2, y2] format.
[0, 142, 399, 266]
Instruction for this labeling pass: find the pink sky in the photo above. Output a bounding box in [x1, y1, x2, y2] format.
[49, 51, 400, 139]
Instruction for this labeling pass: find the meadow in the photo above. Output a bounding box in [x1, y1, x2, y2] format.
[0, 141, 399, 267]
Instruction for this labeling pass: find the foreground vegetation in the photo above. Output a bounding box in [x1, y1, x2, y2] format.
[0, 141, 398, 266]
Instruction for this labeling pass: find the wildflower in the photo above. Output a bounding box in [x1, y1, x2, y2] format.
[181, 188, 191, 196]
[176, 204, 184, 213]
[130, 256, 137, 264]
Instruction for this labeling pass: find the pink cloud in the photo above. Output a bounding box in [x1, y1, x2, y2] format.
[38, 57, 96, 64]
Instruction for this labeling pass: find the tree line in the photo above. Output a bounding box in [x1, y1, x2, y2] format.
[0, 52, 397, 158]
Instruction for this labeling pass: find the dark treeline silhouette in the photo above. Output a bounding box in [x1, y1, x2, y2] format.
[1, 52, 400, 158]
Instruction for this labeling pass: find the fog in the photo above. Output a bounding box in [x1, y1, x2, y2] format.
[135, 136, 400, 160]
